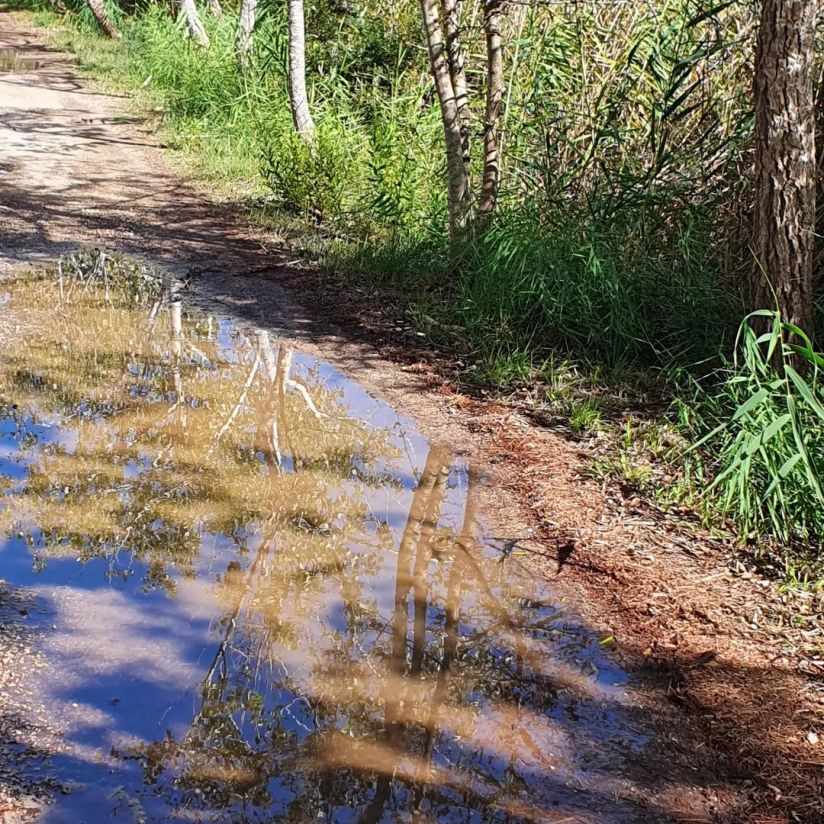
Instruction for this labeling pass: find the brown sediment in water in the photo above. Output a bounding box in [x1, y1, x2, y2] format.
[0, 262, 688, 822]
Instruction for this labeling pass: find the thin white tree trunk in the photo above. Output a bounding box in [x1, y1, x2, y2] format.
[287, 0, 315, 140]
[236, 0, 258, 68]
[440, 0, 470, 182]
[419, 0, 471, 240]
[179, 0, 210, 48]
[478, 0, 503, 226]
[208, 0, 222, 17]
[170, 299, 184, 399]
[85, 0, 121, 38]
[256, 330, 283, 471]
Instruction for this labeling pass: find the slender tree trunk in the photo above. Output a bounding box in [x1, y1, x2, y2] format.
[235, 0, 258, 69]
[410, 459, 449, 676]
[751, 0, 817, 339]
[287, 0, 315, 140]
[85, 0, 121, 39]
[208, 0, 222, 17]
[419, 0, 471, 240]
[478, 0, 504, 227]
[179, 0, 210, 47]
[441, 0, 470, 184]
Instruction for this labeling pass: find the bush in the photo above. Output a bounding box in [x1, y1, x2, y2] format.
[261, 113, 365, 218]
[686, 313, 824, 548]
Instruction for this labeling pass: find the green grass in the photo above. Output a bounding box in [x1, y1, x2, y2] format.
[569, 400, 603, 435]
[683, 312, 824, 550]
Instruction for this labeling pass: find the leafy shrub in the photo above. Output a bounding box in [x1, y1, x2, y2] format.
[261, 114, 365, 218]
[687, 312, 824, 547]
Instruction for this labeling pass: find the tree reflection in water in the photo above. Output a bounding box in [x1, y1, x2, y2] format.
[0, 257, 649, 823]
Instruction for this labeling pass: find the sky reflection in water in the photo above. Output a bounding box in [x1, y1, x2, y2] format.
[0, 260, 650, 823]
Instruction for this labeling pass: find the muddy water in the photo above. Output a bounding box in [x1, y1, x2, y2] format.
[0, 260, 651, 823]
[0, 47, 40, 72]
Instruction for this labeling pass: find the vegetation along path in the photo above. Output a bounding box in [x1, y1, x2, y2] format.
[0, 8, 822, 823]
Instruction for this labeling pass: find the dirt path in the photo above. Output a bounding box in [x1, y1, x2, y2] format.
[0, 11, 822, 824]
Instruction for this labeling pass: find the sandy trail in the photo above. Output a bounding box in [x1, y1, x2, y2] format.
[0, 10, 821, 824]
[0, 15, 312, 332]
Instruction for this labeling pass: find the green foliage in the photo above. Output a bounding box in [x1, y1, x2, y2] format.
[453, 207, 739, 369]
[261, 115, 360, 217]
[65, 0, 127, 36]
[685, 313, 824, 548]
[569, 400, 603, 435]
[30, 0, 749, 363]
[306, 0, 422, 79]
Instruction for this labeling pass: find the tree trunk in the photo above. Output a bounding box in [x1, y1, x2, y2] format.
[85, 0, 121, 39]
[419, 0, 471, 240]
[814, 66, 824, 295]
[441, 0, 470, 185]
[287, 0, 315, 140]
[170, 298, 184, 399]
[478, 0, 503, 227]
[179, 0, 210, 47]
[751, 0, 817, 339]
[236, 0, 257, 69]
[208, 0, 222, 17]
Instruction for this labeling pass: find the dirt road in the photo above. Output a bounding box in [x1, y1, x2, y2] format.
[0, 15, 314, 322]
[1, 10, 822, 824]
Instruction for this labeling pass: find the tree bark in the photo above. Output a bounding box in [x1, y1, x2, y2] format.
[814, 65, 824, 295]
[751, 0, 817, 339]
[419, 0, 471, 240]
[208, 0, 222, 17]
[478, 0, 503, 227]
[236, 0, 258, 69]
[287, 0, 315, 140]
[440, 0, 470, 185]
[179, 0, 210, 47]
[85, 0, 121, 39]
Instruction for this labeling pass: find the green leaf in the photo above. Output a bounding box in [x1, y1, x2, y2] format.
[785, 366, 824, 424]
[732, 387, 770, 421]
[760, 413, 791, 443]
[778, 453, 803, 479]
[687, 1, 735, 28]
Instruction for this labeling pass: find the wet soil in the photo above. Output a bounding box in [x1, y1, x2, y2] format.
[0, 9, 822, 824]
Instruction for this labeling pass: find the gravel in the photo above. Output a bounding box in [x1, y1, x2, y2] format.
[0, 582, 63, 824]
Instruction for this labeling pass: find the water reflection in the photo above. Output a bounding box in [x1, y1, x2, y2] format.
[0, 258, 654, 822]
[0, 47, 42, 72]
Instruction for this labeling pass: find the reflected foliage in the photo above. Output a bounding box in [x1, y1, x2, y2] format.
[0, 257, 656, 822]
[0, 257, 395, 590]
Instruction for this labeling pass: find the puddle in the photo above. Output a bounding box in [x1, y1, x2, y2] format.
[0, 255, 653, 822]
[0, 47, 41, 72]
